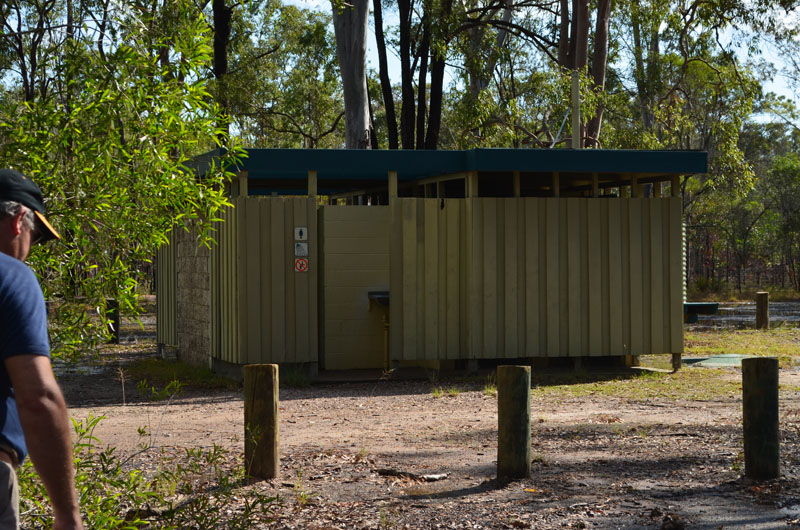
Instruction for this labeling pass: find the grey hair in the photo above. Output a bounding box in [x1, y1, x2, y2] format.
[0, 200, 35, 232]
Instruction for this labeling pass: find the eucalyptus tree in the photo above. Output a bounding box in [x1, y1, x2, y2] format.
[739, 120, 800, 290]
[228, 2, 344, 148]
[368, 0, 615, 150]
[332, 0, 371, 148]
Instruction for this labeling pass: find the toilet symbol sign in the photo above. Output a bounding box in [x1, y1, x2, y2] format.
[294, 258, 309, 272]
[294, 227, 309, 271]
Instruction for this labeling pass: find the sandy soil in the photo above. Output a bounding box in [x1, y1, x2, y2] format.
[54, 351, 800, 530]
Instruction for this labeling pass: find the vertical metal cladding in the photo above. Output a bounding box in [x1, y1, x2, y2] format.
[391, 197, 684, 359]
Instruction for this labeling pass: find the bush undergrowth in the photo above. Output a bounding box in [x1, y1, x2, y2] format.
[125, 359, 239, 391]
[19, 382, 275, 529]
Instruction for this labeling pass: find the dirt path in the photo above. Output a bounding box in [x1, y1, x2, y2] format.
[59, 362, 800, 529]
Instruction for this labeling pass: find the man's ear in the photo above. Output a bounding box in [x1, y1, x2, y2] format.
[10, 210, 25, 236]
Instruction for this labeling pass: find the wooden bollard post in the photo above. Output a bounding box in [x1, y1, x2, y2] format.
[497, 365, 531, 480]
[244, 364, 279, 479]
[742, 357, 779, 480]
[756, 291, 769, 330]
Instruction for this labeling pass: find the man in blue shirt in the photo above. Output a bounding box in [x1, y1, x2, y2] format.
[0, 169, 82, 529]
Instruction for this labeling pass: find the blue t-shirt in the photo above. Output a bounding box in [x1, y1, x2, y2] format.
[0, 251, 51, 463]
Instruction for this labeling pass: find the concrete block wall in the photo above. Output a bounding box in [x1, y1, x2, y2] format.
[175, 223, 211, 366]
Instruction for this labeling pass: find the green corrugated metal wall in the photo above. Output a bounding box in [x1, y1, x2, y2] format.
[211, 197, 318, 365]
[390, 197, 684, 360]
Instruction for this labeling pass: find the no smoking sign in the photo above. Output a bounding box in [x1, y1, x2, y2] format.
[294, 258, 309, 272]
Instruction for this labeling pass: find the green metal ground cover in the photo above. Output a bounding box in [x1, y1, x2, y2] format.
[683, 354, 754, 367]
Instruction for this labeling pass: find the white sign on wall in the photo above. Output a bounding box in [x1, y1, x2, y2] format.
[295, 258, 309, 272]
[294, 227, 308, 241]
[294, 242, 309, 257]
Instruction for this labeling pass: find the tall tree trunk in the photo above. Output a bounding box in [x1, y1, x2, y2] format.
[416, 25, 430, 149]
[467, 0, 512, 99]
[558, 0, 589, 145]
[213, 0, 233, 140]
[424, 0, 452, 149]
[631, 6, 658, 131]
[368, 78, 379, 149]
[558, 0, 570, 66]
[425, 54, 446, 149]
[586, 0, 611, 146]
[333, 0, 372, 149]
[573, 0, 589, 70]
[398, 0, 416, 149]
[373, 0, 399, 149]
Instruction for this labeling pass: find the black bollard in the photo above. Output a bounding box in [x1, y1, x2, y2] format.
[244, 364, 280, 479]
[497, 365, 531, 480]
[742, 357, 779, 480]
[756, 292, 769, 330]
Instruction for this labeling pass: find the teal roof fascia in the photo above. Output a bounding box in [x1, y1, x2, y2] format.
[242, 149, 466, 182]
[466, 148, 708, 174]
[237, 148, 707, 182]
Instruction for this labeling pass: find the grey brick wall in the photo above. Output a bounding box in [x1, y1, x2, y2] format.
[175, 223, 211, 366]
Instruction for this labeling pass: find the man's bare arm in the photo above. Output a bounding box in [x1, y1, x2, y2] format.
[6, 354, 82, 530]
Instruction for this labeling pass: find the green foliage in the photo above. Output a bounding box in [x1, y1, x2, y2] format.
[227, 1, 344, 148]
[293, 469, 316, 507]
[126, 359, 239, 391]
[19, 414, 276, 529]
[0, 0, 245, 361]
[432, 385, 462, 398]
[483, 373, 497, 397]
[279, 366, 310, 388]
[137, 378, 183, 402]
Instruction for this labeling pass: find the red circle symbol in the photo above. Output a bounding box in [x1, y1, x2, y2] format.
[294, 258, 309, 272]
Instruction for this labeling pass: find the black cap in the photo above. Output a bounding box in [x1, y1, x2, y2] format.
[0, 169, 60, 242]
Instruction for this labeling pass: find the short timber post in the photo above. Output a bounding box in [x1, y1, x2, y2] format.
[671, 353, 682, 372]
[742, 357, 779, 480]
[244, 364, 279, 479]
[756, 291, 769, 330]
[497, 365, 531, 480]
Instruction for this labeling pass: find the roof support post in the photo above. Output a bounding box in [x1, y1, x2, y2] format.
[388, 170, 398, 203]
[552, 172, 560, 198]
[467, 171, 479, 198]
[307, 169, 317, 199]
[513, 171, 521, 198]
[631, 176, 640, 198]
[592, 173, 599, 198]
[671, 175, 680, 198]
[238, 170, 249, 197]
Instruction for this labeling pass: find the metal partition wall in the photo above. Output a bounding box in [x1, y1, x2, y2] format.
[211, 197, 318, 365]
[390, 197, 684, 361]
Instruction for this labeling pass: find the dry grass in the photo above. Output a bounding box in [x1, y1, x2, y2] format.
[534, 326, 800, 401]
[687, 286, 800, 303]
[531, 368, 742, 401]
[684, 327, 800, 367]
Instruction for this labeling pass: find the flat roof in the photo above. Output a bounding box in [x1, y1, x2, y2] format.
[193, 148, 708, 195]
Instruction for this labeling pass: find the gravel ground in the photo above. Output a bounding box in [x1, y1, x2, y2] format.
[55, 342, 800, 530]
